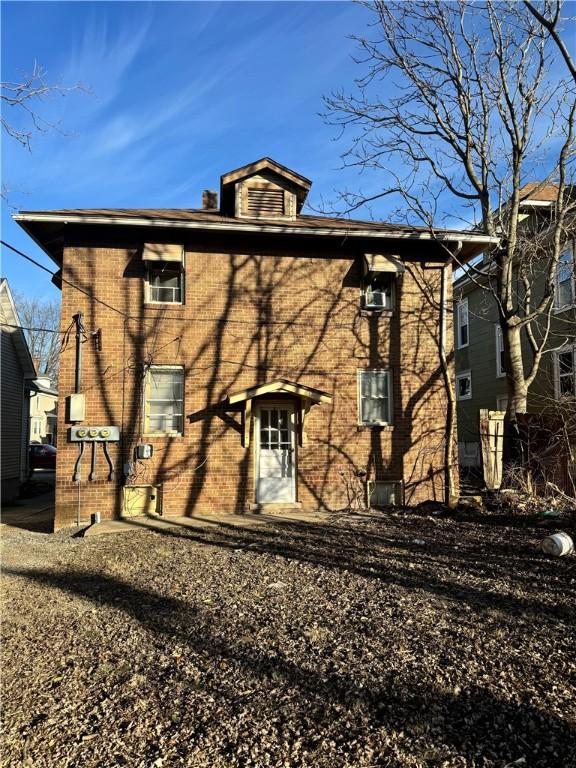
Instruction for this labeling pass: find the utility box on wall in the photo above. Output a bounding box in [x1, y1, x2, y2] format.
[122, 485, 160, 517]
[66, 393, 86, 423]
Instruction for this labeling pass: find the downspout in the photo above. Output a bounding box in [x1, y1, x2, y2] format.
[440, 242, 462, 506]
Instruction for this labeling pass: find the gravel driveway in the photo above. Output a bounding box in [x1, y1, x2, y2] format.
[1, 511, 575, 767]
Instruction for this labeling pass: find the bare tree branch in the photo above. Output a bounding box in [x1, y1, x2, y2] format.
[323, 0, 576, 422]
[1, 61, 87, 152]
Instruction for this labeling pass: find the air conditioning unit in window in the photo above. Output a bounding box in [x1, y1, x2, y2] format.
[366, 480, 403, 508]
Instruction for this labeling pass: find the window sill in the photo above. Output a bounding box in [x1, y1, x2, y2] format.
[360, 308, 393, 318]
[144, 301, 184, 307]
[143, 433, 184, 438]
[357, 424, 394, 431]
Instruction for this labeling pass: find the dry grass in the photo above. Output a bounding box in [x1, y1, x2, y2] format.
[1, 509, 575, 767]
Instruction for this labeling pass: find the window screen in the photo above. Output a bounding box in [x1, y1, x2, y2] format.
[145, 367, 184, 434]
[148, 266, 182, 303]
[359, 370, 392, 424]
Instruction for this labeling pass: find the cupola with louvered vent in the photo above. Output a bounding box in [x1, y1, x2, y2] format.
[219, 157, 311, 220]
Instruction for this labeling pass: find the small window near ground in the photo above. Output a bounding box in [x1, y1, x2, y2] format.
[147, 265, 183, 304]
[145, 366, 184, 434]
[367, 480, 402, 507]
[556, 250, 575, 310]
[456, 370, 472, 401]
[495, 324, 506, 377]
[362, 274, 394, 310]
[458, 441, 480, 467]
[456, 299, 469, 348]
[496, 395, 508, 412]
[358, 369, 392, 425]
[555, 346, 576, 398]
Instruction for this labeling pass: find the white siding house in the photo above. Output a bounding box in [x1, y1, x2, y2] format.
[1, 279, 36, 501]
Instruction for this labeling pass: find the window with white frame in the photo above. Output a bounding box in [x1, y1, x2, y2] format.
[456, 299, 469, 348]
[362, 274, 394, 310]
[495, 324, 506, 377]
[555, 249, 575, 310]
[456, 370, 472, 400]
[358, 369, 393, 425]
[145, 366, 184, 434]
[147, 264, 183, 304]
[555, 345, 575, 398]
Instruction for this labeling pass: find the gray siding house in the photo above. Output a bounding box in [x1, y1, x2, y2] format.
[453, 186, 575, 470]
[1, 279, 36, 501]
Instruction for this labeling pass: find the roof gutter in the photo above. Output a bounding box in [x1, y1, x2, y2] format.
[12, 212, 499, 247]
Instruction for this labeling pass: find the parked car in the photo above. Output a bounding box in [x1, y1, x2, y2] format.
[29, 443, 57, 471]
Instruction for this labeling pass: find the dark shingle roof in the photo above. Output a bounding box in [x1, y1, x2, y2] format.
[15, 207, 470, 236]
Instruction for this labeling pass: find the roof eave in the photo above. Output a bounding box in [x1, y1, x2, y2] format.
[13, 212, 498, 261]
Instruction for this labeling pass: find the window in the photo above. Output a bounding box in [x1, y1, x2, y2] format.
[495, 324, 506, 377]
[456, 299, 469, 348]
[555, 346, 575, 398]
[358, 369, 392, 425]
[458, 442, 480, 467]
[456, 370, 472, 400]
[147, 265, 183, 304]
[496, 395, 508, 412]
[145, 366, 184, 434]
[556, 250, 575, 310]
[362, 274, 393, 310]
[367, 480, 403, 507]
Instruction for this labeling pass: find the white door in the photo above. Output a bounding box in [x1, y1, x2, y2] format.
[256, 404, 296, 503]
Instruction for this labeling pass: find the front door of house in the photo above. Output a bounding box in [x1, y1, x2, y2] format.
[256, 404, 296, 503]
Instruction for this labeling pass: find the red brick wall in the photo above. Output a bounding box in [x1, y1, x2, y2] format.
[55, 240, 455, 528]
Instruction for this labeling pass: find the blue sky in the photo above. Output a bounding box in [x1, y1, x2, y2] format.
[2, 0, 377, 301]
[1, 1, 573, 302]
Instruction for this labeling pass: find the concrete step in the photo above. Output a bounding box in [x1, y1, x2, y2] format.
[250, 502, 303, 515]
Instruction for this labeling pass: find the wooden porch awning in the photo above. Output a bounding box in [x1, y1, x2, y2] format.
[228, 378, 333, 448]
[228, 378, 332, 405]
[363, 253, 405, 275]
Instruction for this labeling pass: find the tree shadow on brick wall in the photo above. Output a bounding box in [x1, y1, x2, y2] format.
[59, 236, 457, 523]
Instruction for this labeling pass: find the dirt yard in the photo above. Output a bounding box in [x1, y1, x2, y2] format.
[1, 510, 575, 768]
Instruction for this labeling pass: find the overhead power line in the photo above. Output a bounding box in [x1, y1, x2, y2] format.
[0, 321, 63, 334]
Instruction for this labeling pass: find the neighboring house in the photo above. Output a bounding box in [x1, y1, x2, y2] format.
[454, 183, 576, 470]
[29, 375, 58, 445]
[0, 278, 36, 501]
[14, 158, 494, 529]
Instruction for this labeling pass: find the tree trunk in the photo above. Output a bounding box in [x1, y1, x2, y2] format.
[506, 322, 528, 419]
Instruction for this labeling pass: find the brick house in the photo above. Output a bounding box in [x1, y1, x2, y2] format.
[14, 158, 494, 529]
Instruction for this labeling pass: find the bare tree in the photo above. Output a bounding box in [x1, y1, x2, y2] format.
[13, 292, 61, 384]
[1, 61, 85, 151]
[323, 0, 576, 422]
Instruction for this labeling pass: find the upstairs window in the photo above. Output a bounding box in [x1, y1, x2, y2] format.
[495, 324, 506, 377]
[456, 299, 469, 348]
[147, 265, 183, 303]
[358, 369, 393, 425]
[143, 243, 184, 304]
[555, 346, 575, 398]
[556, 250, 575, 310]
[363, 274, 394, 310]
[145, 366, 184, 435]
